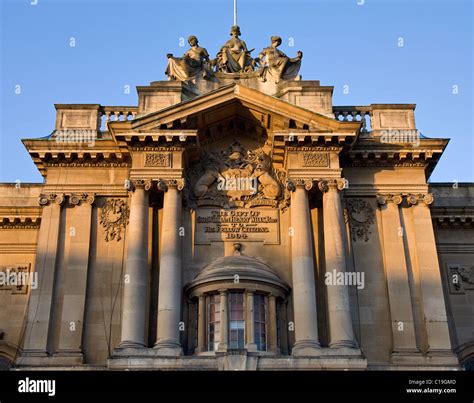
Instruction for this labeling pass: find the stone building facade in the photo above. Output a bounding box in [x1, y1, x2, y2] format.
[0, 31, 472, 370]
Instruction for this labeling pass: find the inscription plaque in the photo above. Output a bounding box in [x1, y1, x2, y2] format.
[195, 208, 279, 244]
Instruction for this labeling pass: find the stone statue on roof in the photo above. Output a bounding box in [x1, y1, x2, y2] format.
[165, 35, 213, 82]
[215, 25, 257, 73]
[258, 36, 303, 83]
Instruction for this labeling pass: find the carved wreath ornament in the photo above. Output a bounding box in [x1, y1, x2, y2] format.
[100, 199, 129, 242]
[346, 199, 375, 242]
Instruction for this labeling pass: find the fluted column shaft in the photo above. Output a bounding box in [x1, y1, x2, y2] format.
[155, 180, 184, 356]
[319, 179, 357, 348]
[120, 181, 150, 348]
[289, 179, 321, 356]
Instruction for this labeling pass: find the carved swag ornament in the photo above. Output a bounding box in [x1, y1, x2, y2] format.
[100, 199, 129, 242]
[346, 199, 375, 242]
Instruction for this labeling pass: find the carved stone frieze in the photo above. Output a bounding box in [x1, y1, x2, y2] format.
[144, 153, 171, 167]
[302, 152, 329, 167]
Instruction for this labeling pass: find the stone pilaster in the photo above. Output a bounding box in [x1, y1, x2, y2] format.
[56, 193, 95, 360]
[407, 193, 457, 361]
[21, 194, 65, 361]
[288, 178, 321, 356]
[119, 180, 152, 348]
[377, 194, 419, 359]
[154, 179, 184, 356]
[319, 179, 357, 348]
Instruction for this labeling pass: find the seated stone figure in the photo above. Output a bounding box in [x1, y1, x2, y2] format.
[259, 36, 303, 83]
[165, 35, 213, 81]
[216, 25, 256, 73]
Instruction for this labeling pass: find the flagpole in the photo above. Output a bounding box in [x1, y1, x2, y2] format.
[234, 0, 237, 26]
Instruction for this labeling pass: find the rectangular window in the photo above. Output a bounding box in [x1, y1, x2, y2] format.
[229, 292, 245, 349]
[254, 293, 267, 351]
[208, 294, 220, 352]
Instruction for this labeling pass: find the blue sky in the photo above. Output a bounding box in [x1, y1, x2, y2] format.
[0, 0, 472, 183]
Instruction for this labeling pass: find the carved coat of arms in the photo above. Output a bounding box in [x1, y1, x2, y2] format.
[186, 141, 290, 209]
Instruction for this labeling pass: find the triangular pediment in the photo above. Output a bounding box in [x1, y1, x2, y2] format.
[109, 84, 361, 135]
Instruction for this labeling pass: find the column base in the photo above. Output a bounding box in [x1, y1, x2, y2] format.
[118, 340, 146, 349]
[153, 340, 182, 357]
[292, 340, 321, 357]
[246, 343, 258, 352]
[216, 342, 228, 353]
[329, 340, 358, 349]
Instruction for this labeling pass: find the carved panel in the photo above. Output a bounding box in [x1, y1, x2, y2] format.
[302, 152, 329, 167]
[144, 153, 171, 167]
[346, 199, 375, 242]
[447, 264, 474, 294]
[100, 199, 129, 242]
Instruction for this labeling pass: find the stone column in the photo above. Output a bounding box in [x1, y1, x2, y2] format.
[154, 179, 184, 356]
[408, 194, 456, 359]
[21, 194, 65, 359]
[56, 193, 95, 360]
[217, 290, 228, 352]
[319, 179, 357, 348]
[246, 291, 257, 351]
[377, 194, 418, 357]
[268, 295, 279, 353]
[197, 295, 206, 354]
[119, 180, 151, 348]
[289, 179, 321, 356]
